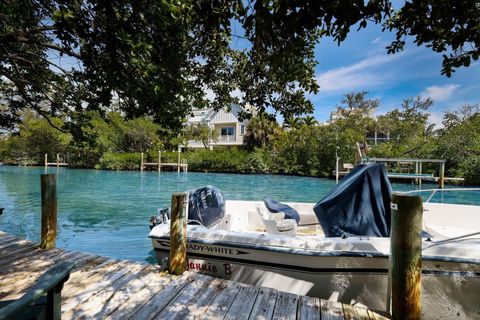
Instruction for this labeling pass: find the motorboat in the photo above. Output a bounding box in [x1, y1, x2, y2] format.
[148, 164, 480, 318]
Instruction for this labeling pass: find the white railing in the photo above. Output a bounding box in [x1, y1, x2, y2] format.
[219, 135, 236, 142]
[401, 188, 480, 203]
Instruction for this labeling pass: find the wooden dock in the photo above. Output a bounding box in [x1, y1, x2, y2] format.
[44, 153, 68, 167]
[0, 231, 390, 320]
[141, 151, 188, 172]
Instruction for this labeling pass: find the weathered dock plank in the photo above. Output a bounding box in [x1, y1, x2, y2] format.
[297, 295, 321, 320]
[224, 284, 260, 320]
[153, 274, 215, 320]
[320, 300, 345, 320]
[0, 231, 390, 320]
[63, 263, 149, 319]
[272, 290, 300, 320]
[130, 272, 193, 320]
[176, 278, 228, 319]
[104, 272, 174, 319]
[248, 287, 278, 320]
[0, 250, 90, 292]
[200, 280, 242, 319]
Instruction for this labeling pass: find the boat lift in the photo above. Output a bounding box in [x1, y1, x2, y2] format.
[334, 142, 464, 188]
[368, 157, 449, 188]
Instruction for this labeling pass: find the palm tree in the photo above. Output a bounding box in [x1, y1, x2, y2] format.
[244, 114, 280, 149]
[284, 116, 304, 129]
[302, 115, 318, 126]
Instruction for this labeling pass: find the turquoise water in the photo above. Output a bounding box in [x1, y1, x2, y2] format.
[0, 165, 478, 263]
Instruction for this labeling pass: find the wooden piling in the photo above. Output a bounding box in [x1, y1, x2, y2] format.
[56, 153, 60, 167]
[177, 147, 181, 172]
[44, 153, 48, 168]
[169, 192, 188, 275]
[158, 150, 161, 172]
[439, 162, 445, 188]
[40, 174, 57, 249]
[140, 152, 144, 172]
[414, 162, 419, 185]
[335, 157, 340, 184]
[418, 162, 422, 187]
[390, 193, 422, 320]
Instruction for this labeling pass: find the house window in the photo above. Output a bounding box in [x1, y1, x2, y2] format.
[240, 124, 245, 135]
[221, 127, 235, 136]
[220, 127, 235, 142]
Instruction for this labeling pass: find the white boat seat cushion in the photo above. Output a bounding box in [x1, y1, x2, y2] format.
[276, 219, 297, 232]
[256, 206, 297, 236]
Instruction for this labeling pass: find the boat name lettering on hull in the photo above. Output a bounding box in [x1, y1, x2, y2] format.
[185, 259, 232, 276]
[156, 240, 249, 255]
[187, 243, 241, 255]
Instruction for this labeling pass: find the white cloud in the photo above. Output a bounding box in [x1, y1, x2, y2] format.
[204, 88, 216, 101]
[428, 111, 444, 128]
[371, 37, 382, 45]
[420, 84, 460, 102]
[204, 88, 244, 102]
[230, 88, 244, 100]
[314, 53, 403, 93]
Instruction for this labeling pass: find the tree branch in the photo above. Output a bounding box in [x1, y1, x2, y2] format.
[0, 34, 81, 59]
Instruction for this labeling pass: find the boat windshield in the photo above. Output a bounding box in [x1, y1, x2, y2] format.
[401, 188, 480, 206]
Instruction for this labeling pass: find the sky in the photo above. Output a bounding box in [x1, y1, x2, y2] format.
[309, 23, 480, 127]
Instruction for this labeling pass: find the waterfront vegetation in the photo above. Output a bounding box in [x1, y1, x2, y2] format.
[1, 93, 479, 184]
[1, 2, 479, 184]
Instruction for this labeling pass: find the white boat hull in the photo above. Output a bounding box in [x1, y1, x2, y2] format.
[149, 200, 480, 319]
[151, 234, 480, 319]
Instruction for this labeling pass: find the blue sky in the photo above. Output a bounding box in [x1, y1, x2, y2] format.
[309, 23, 480, 126]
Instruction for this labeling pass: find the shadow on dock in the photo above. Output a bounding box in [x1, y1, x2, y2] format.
[0, 231, 390, 319]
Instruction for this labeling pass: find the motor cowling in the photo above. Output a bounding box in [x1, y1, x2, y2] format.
[188, 186, 225, 228]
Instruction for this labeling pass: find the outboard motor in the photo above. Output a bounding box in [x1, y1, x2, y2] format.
[149, 207, 171, 230]
[188, 186, 225, 228]
[149, 186, 225, 229]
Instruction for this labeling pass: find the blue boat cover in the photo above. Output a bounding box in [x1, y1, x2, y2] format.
[264, 197, 300, 223]
[313, 163, 392, 237]
[188, 186, 225, 227]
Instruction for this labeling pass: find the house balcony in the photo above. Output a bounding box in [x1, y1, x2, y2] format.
[219, 135, 236, 142]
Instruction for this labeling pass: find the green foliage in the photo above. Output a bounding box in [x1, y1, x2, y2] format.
[336, 92, 379, 119]
[3, 1, 479, 131]
[370, 96, 434, 158]
[435, 107, 480, 181]
[284, 115, 318, 129]
[0, 112, 71, 164]
[0, 94, 478, 185]
[385, 1, 480, 76]
[97, 152, 141, 170]
[183, 123, 219, 149]
[241, 149, 270, 174]
[187, 148, 249, 173]
[244, 114, 281, 150]
[460, 156, 480, 185]
[80, 112, 162, 154]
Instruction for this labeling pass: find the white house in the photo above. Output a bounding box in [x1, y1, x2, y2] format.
[329, 107, 376, 122]
[186, 105, 250, 149]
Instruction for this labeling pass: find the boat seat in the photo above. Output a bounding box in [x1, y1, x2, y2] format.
[256, 206, 297, 236]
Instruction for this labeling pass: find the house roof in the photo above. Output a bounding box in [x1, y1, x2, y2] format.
[188, 104, 248, 124]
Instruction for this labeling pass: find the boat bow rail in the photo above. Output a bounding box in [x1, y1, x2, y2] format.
[401, 187, 480, 203]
